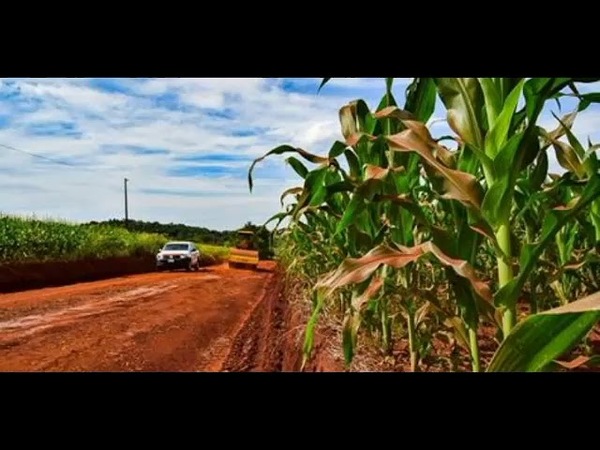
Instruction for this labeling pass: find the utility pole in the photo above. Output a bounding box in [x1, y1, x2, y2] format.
[124, 177, 129, 227]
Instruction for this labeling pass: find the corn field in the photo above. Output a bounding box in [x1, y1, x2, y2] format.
[0, 214, 168, 263]
[250, 77, 600, 372]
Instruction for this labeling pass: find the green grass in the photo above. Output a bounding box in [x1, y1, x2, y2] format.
[0, 214, 230, 265]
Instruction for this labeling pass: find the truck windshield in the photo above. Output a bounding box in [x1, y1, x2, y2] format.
[163, 244, 189, 251]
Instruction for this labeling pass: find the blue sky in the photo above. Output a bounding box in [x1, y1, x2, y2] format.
[0, 77, 599, 230]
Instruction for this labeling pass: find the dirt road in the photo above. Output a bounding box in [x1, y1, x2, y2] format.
[0, 262, 276, 372]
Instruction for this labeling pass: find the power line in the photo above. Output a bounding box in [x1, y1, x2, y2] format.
[0, 141, 135, 222]
[0, 140, 134, 200]
[0, 141, 133, 181]
[0, 142, 80, 168]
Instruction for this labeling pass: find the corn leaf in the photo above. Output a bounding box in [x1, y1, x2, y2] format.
[552, 140, 586, 179]
[302, 290, 327, 369]
[387, 121, 484, 209]
[404, 78, 437, 123]
[434, 78, 484, 149]
[317, 78, 332, 93]
[487, 290, 600, 372]
[496, 174, 600, 309]
[484, 79, 525, 158]
[328, 141, 349, 159]
[523, 78, 572, 122]
[478, 78, 502, 126]
[248, 145, 329, 192]
[335, 195, 366, 236]
[342, 277, 384, 365]
[316, 241, 491, 304]
[286, 157, 310, 179]
[280, 187, 304, 206]
[373, 106, 416, 122]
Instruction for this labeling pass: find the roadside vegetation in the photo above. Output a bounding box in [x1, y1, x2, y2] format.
[88, 219, 237, 246]
[198, 244, 230, 261]
[251, 77, 600, 372]
[0, 215, 229, 265]
[89, 219, 274, 260]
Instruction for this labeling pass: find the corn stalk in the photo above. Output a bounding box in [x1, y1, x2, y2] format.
[249, 77, 600, 372]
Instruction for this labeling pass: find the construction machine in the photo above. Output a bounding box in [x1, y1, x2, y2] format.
[228, 230, 259, 270]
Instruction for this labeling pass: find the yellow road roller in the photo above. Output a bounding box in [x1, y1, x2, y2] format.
[228, 230, 259, 270]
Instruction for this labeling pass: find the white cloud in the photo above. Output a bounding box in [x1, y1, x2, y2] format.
[0, 78, 598, 231]
[0, 78, 392, 229]
[17, 81, 129, 114]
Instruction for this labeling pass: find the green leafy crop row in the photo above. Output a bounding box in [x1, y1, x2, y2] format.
[251, 78, 600, 372]
[0, 214, 168, 263]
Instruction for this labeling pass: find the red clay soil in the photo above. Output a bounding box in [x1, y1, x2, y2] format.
[2, 260, 596, 372]
[222, 269, 343, 372]
[0, 262, 276, 372]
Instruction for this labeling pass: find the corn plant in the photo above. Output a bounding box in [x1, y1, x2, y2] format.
[0, 214, 168, 264]
[251, 77, 600, 372]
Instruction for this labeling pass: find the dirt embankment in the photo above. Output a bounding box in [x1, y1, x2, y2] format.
[0, 254, 221, 294]
[0, 257, 155, 294]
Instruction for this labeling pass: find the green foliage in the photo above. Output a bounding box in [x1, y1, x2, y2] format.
[488, 291, 600, 372]
[198, 244, 231, 260]
[87, 218, 237, 246]
[87, 218, 274, 259]
[0, 214, 167, 264]
[0, 215, 232, 265]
